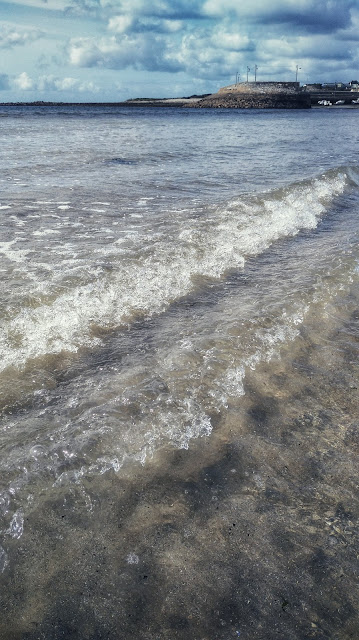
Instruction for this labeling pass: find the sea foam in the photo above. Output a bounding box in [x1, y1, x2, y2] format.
[0, 169, 348, 372]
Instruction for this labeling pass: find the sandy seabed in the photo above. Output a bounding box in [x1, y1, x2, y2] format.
[0, 283, 359, 640]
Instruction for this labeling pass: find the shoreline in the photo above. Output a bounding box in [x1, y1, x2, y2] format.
[1, 99, 359, 109]
[0, 97, 204, 108]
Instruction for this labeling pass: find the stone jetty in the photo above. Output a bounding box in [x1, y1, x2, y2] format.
[191, 82, 311, 109]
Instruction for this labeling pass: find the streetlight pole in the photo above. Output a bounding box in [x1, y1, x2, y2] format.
[247, 66, 250, 82]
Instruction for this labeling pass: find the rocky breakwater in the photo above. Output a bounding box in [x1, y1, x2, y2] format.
[191, 81, 311, 109]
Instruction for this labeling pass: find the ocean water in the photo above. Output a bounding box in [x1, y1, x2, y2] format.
[0, 104, 359, 639]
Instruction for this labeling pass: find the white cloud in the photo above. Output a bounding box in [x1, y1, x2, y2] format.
[12, 72, 99, 94]
[64, 0, 116, 17]
[7, 0, 68, 9]
[4, 0, 359, 101]
[108, 15, 134, 34]
[65, 0, 204, 22]
[67, 19, 255, 79]
[112, 0, 166, 14]
[202, 0, 356, 34]
[103, 0, 199, 18]
[78, 80, 99, 91]
[211, 27, 253, 51]
[257, 34, 353, 67]
[64, 0, 169, 19]
[203, 0, 352, 19]
[37, 75, 77, 91]
[107, 15, 184, 35]
[163, 19, 183, 32]
[172, 31, 249, 80]
[14, 72, 34, 90]
[0, 23, 44, 49]
[203, 0, 304, 17]
[67, 33, 181, 71]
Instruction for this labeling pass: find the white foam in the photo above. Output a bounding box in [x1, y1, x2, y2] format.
[0, 241, 29, 264]
[6, 511, 24, 540]
[0, 546, 8, 573]
[0, 170, 348, 372]
[126, 553, 139, 564]
[33, 229, 61, 236]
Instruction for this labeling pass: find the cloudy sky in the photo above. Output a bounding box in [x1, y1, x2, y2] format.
[1, 0, 359, 102]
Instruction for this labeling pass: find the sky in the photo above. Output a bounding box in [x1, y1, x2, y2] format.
[0, 0, 359, 102]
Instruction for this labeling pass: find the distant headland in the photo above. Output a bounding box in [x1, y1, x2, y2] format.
[187, 82, 311, 109]
[125, 80, 359, 109]
[2, 80, 359, 109]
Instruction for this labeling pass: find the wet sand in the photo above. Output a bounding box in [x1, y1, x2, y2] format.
[0, 279, 358, 640]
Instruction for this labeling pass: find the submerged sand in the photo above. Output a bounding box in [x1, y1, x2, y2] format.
[0, 278, 358, 640]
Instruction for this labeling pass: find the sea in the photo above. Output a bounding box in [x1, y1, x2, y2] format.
[0, 104, 358, 640]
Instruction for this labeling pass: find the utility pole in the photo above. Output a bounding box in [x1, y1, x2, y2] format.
[295, 64, 301, 82]
[247, 66, 250, 82]
[254, 65, 258, 82]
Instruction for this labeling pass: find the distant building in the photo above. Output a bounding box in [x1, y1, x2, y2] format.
[303, 83, 322, 91]
[304, 81, 357, 92]
[322, 83, 337, 90]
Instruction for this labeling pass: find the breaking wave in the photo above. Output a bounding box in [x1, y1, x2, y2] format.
[0, 167, 352, 372]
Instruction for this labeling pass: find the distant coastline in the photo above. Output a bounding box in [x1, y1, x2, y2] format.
[0, 96, 207, 108]
[1, 84, 359, 109]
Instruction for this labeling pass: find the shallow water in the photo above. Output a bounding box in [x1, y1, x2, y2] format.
[0, 105, 358, 639]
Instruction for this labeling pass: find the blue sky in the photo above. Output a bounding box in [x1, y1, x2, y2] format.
[1, 0, 359, 102]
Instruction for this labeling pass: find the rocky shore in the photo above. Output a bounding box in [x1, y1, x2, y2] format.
[190, 82, 311, 109]
[4, 83, 359, 109]
[0, 85, 312, 109]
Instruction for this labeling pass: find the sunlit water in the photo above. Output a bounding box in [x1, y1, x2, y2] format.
[0, 105, 359, 639]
